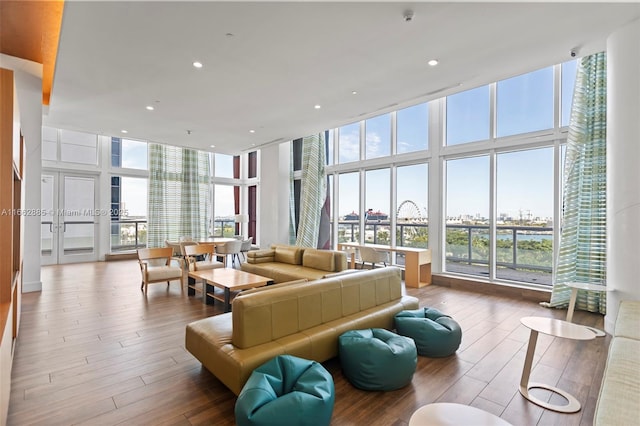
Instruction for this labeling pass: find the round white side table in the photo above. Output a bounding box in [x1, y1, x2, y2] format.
[519, 316, 595, 413]
[564, 281, 610, 336]
[408, 402, 512, 426]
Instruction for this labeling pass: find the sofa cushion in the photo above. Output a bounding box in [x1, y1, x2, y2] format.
[273, 245, 304, 265]
[594, 336, 640, 425]
[614, 300, 640, 340]
[302, 248, 335, 272]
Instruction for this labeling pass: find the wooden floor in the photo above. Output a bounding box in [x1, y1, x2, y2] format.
[8, 261, 609, 425]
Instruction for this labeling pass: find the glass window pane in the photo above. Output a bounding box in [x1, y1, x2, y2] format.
[338, 172, 359, 243]
[63, 176, 95, 254]
[496, 148, 553, 284]
[120, 139, 148, 170]
[446, 85, 490, 145]
[110, 176, 147, 252]
[562, 60, 578, 127]
[215, 154, 234, 178]
[397, 103, 428, 154]
[365, 114, 391, 159]
[364, 168, 390, 244]
[445, 156, 489, 277]
[497, 67, 554, 137]
[214, 184, 236, 237]
[338, 123, 360, 164]
[397, 164, 428, 249]
[60, 129, 97, 165]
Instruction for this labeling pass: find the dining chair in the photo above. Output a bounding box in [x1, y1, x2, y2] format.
[137, 247, 184, 293]
[240, 238, 253, 261]
[216, 239, 243, 267]
[358, 246, 390, 269]
[165, 240, 184, 268]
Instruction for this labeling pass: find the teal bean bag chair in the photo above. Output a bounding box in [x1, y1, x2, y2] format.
[338, 328, 417, 391]
[394, 308, 462, 357]
[234, 355, 335, 426]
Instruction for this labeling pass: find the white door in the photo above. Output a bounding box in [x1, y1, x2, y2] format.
[41, 173, 99, 265]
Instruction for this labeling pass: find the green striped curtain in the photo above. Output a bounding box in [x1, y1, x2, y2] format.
[147, 144, 210, 248]
[549, 52, 607, 314]
[295, 133, 327, 248]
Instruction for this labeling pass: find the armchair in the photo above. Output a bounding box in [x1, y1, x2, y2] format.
[137, 247, 183, 293]
[184, 243, 224, 272]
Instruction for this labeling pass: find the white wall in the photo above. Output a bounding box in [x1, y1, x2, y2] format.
[1, 56, 43, 293]
[258, 142, 291, 248]
[605, 18, 640, 333]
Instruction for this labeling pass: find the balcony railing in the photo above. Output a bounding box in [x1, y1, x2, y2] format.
[335, 220, 553, 285]
[110, 219, 147, 252]
[110, 218, 240, 252]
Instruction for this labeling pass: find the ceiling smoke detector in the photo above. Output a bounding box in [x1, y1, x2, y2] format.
[403, 10, 414, 22]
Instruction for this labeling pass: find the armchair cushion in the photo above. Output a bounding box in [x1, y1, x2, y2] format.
[146, 265, 183, 281]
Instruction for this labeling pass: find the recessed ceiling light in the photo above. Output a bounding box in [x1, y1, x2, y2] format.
[428, 59, 439, 66]
[193, 61, 203, 69]
[121, 130, 128, 134]
[249, 130, 255, 133]
[352, 91, 358, 95]
[314, 104, 321, 109]
[210, 144, 216, 148]
[146, 105, 154, 111]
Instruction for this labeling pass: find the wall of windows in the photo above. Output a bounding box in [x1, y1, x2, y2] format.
[43, 130, 256, 261]
[326, 60, 576, 288]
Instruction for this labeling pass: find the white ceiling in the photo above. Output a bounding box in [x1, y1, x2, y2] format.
[45, 1, 640, 154]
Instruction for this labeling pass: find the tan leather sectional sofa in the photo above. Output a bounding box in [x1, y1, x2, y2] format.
[594, 300, 640, 424]
[185, 266, 419, 395]
[240, 244, 348, 283]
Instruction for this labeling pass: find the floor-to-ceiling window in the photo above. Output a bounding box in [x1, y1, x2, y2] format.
[325, 59, 576, 289]
[445, 156, 490, 278]
[110, 137, 148, 252]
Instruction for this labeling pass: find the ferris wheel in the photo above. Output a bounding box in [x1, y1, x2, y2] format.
[397, 200, 423, 222]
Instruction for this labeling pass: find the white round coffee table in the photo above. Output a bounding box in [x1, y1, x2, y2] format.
[564, 281, 610, 336]
[519, 316, 595, 413]
[408, 402, 512, 426]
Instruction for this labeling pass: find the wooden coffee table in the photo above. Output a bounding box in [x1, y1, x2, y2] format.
[188, 268, 273, 312]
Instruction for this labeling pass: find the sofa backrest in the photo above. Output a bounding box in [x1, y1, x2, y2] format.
[301, 247, 348, 272]
[231, 267, 402, 349]
[271, 244, 305, 265]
